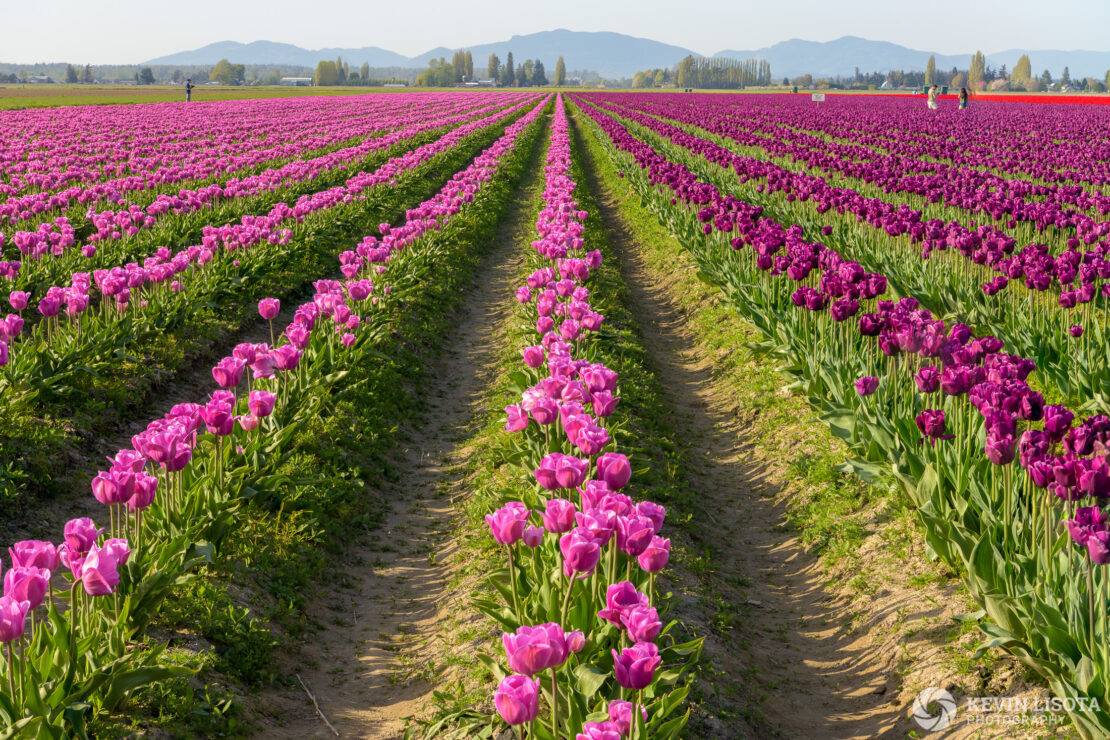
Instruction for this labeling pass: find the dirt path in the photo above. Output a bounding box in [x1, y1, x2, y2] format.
[583, 165, 1054, 738]
[247, 208, 527, 740]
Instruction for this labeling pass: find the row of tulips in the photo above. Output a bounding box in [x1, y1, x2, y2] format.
[2, 95, 526, 294]
[573, 95, 1110, 737]
[0, 94, 501, 243]
[582, 97, 1110, 416]
[0, 91, 550, 738]
[478, 94, 698, 740]
[0, 97, 540, 420]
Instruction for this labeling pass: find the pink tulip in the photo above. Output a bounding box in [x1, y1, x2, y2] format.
[608, 700, 648, 736]
[494, 674, 540, 726]
[3, 567, 51, 610]
[576, 722, 623, 740]
[638, 536, 670, 573]
[522, 526, 544, 548]
[559, 529, 601, 577]
[485, 504, 528, 546]
[77, 543, 122, 596]
[598, 581, 650, 627]
[238, 414, 260, 432]
[621, 605, 662, 643]
[9, 541, 59, 571]
[542, 498, 577, 533]
[504, 405, 529, 432]
[258, 297, 280, 320]
[0, 595, 30, 643]
[596, 453, 632, 490]
[611, 642, 660, 690]
[248, 390, 277, 418]
[211, 357, 246, 388]
[8, 291, 29, 311]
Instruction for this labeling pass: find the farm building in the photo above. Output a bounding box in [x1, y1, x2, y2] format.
[278, 77, 313, 86]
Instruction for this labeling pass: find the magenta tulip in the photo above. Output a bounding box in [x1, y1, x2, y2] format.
[248, 391, 277, 418]
[596, 453, 632, 490]
[621, 605, 662, 643]
[576, 722, 623, 740]
[611, 642, 661, 690]
[542, 498, 577, 534]
[505, 405, 529, 432]
[0, 596, 30, 643]
[598, 581, 650, 627]
[9, 541, 59, 571]
[638, 536, 671, 573]
[494, 674, 540, 726]
[559, 529, 601, 577]
[258, 298, 280, 320]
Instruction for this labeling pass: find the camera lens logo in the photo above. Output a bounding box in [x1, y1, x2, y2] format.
[913, 687, 957, 732]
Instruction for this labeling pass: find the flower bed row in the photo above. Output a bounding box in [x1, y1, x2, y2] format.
[573, 93, 1110, 738]
[0, 92, 550, 739]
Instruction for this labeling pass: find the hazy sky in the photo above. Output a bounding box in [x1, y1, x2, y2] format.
[5, 0, 1108, 64]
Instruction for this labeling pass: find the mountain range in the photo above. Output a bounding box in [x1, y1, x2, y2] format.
[143, 30, 1110, 80]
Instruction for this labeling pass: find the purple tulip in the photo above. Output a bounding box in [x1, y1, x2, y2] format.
[258, 297, 280, 320]
[608, 700, 648, 736]
[576, 722, 623, 740]
[0, 596, 30, 643]
[504, 405, 529, 432]
[248, 391, 277, 418]
[494, 674, 540, 726]
[638, 535, 671, 573]
[611, 642, 661, 690]
[916, 409, 953, 444]
[211, 357, 246, 388]
[914, 366, 941, 393]
[559, 529, 601, 577]
[596, 452, 632, 490]
[3, 567, 50, 610]
[8, 291, 29, 311]
[542, 498, 577, 534]
[621, 605, 662, 642]
[854, 376, 879, 396]
[522, 345, 545, 368]
[9, 540, 59, 571]
[616, 515, 656, 557]
[598, 581, 650, 627]
[485, 504, 528, 546]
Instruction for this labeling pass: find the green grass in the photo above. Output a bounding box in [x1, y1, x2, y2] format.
[0, 84, 446, 109]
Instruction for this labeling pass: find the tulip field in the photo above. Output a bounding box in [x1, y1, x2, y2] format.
[3, 88, 1110, 738]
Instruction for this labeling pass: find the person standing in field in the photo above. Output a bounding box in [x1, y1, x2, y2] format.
[958, 87, 969, 109]
[185, 78, 193, 102]
[927, 84, 939, 110]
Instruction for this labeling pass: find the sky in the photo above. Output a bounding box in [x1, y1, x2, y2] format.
[5, 0, 1109, 64]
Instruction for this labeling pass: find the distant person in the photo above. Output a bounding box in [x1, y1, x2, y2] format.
[958, 87, 969, 109]
[927, 84, 939, 110]
[185, 78, 193, 102]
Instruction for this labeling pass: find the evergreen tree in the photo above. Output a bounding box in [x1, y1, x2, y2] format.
[532, 60, 547, 86]
[138, 67, 155, 85]
[487, 53, 501, 81]
[1062, 66, 1071, 85]
[925, 55, 936, 86]
[82, 64, 94, 83]
[1041, 69, 1053, 86]
[500, 52, 515, 87]
[554, 56, 566, 86]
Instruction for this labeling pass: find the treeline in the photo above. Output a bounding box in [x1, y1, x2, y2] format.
[629, 55, 772, 89]
[313, 57, 410, 86]
[414, 50, 571, 87]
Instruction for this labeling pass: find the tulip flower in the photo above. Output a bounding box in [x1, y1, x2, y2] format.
[638, 535, 671, 573]
[576, 722, 623, 740]
[612, 641, 661, 690]
[598, 581, 650, 627]
[542, 498, 577, 533]
[248, 390, 277, 418]
[916, 409, 953, 445]
[77, 543, 122, 596]
[622, 605, 662, 643]
[596, 453, 631, 490]
[485, 504, 528, 546]
[608, 699, 648, 735]
[559, 529, 601, 577]
[854, 376, 879, 396]
[616, 515, 656, 557]
[504, 405, 529, 432]
[212, 357, 246, 389]
[8, 291, 29, 311]
[494, 674, 540, 727]
[258, 298, 280, 320]
[3, 567, 50, 610]
[9, 541, 59, 571]
[522, 526, 544, 548]
[0, 595, 30, 643]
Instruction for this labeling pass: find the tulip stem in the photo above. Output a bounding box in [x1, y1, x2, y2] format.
[649, 572, 655, 606]
[550, 668, 559, 740]
[507, 546, 522, 622]
[518, 724, 525, 740]
[1089, 561, 1096, 652]
[6, 642, 15, 707]
[560, 576, 575, 626]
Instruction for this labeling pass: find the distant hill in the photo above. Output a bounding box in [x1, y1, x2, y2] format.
[145, 40, 410, 69]
[143, 32, 1110, 81]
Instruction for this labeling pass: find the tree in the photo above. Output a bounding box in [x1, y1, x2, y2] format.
[464, 51, 474, 80]
[520, 59, 534, 86]
[171, 69, 184, 84]
[969, 50, 986, 90]
[653, 69, 665, 87]
[82, 64, 94, 83]
[314, 60, 338, 86]
[63, 64, 78, 83]
[416, 57, 454, 87]
[138, 67, 155, 85]
[500, 52, 515, 87]
[1041, 69, 1053, 86]
[532, 59, 547, 86]
[925, 55, 936, 86]
[1106, 69, 1110, 90]
[1061, 66, 1071, 86]
[676, 55, 695, 88]
[263, 68, 282, 85]
[1011, 54, 1032, 83]
[335, 56, 347, 84]
[210, 59, 244, 85]
[487, 53, 501, 81]
[452, 51, 465, 81]
[950, 72, 967, 88]
[361, 62, 370, 81]
[554, 56, 566, 86]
